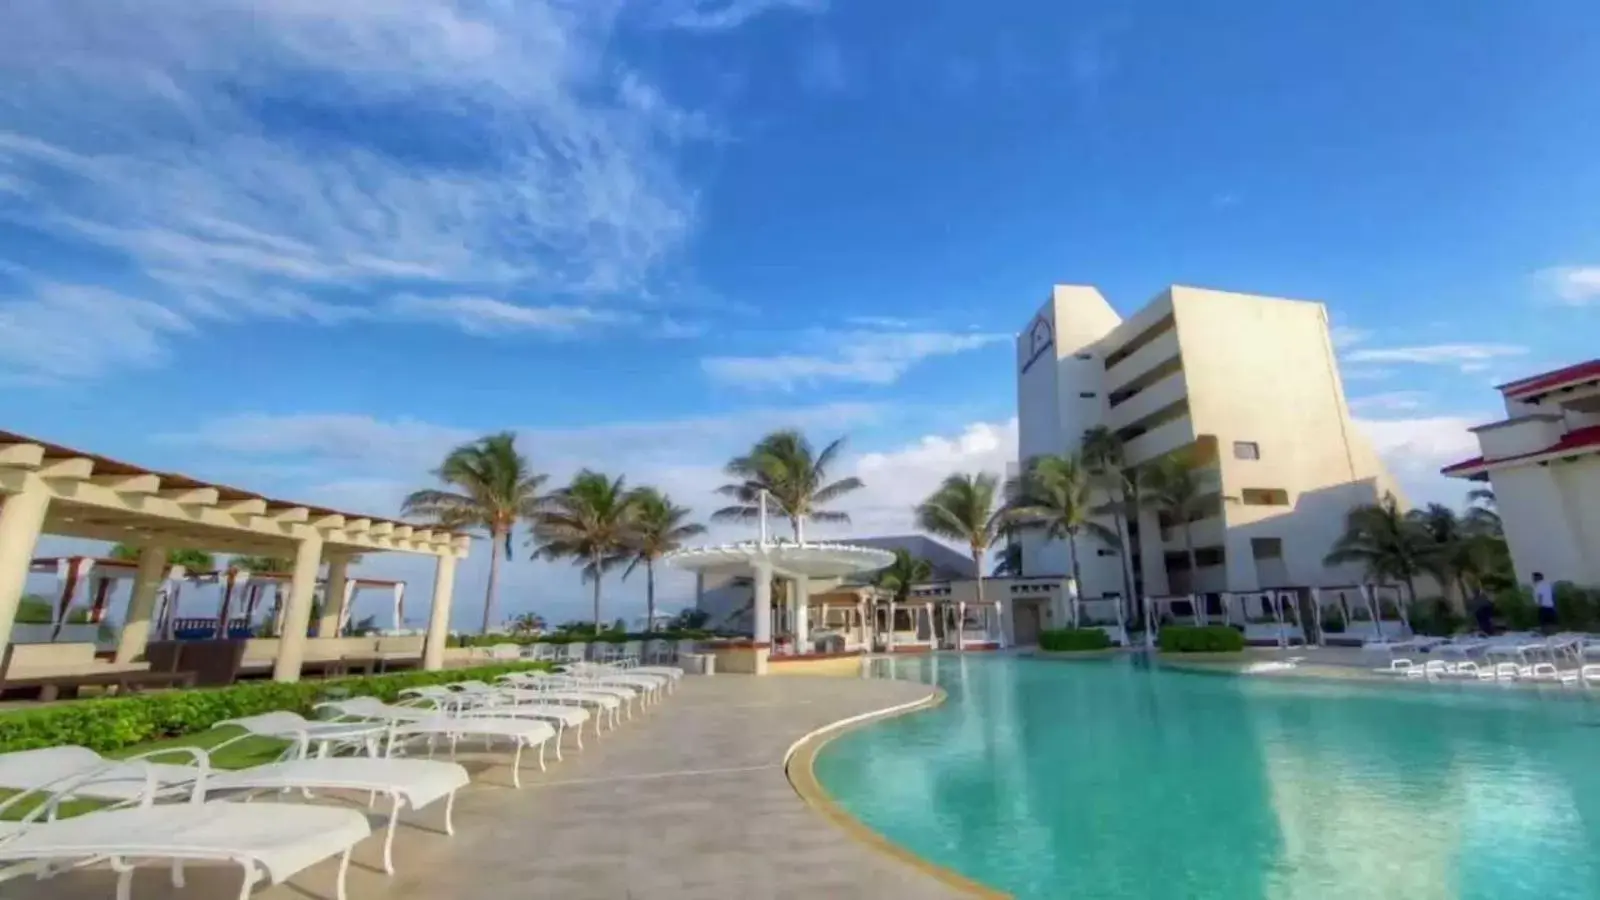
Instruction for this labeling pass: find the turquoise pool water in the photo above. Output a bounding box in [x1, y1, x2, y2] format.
[813, 655, 1600, 900]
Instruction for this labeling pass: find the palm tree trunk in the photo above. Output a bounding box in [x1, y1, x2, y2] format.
[482, 529, 504, 634]
[1184, 524, 1202, 625]
[590, 551, 603, 631]
[971, 551, 984, 650]
[1067, 532, 1082, 629]
[1111, 501, 1136, 626]
[646, 559, 656, 633]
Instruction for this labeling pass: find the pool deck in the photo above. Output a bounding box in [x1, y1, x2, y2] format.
[29, 674, 969, 900]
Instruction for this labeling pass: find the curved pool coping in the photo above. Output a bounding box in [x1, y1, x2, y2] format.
[783, 685, 1013, 899]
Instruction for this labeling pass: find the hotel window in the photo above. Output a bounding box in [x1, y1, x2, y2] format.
[1079, 391, 1098, 399]
[1240, 488, 1290, 506]
[1251, 537, 1284, 559]
[1075, 352, 1094, 360]
[1233, 441, 1261, 460]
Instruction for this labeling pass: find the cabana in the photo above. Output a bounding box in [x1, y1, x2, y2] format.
[0, 429, 469, 688]
[1314, 584, 1411, 645]
[905, 583, 1006, 650]
[1227, 591, 1307, 647]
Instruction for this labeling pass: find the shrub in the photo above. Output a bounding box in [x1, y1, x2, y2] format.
[1408, 597, 1465, 637]
[1320, 611, 1346, 633]
[0, 662, 548, 754]
[1555, 583, 1600, 631]
[1494, 586, 1538, 631]
[1158, 625, 1245, 654]
[1038, 628, 1113, 652]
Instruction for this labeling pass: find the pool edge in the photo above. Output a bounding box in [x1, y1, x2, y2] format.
[783, 686, 1013, 900]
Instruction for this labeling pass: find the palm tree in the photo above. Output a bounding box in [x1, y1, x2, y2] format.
[531, 470, 639, 630]
[1323, 492, 1433, 605]
[872, 549, 934, 605]
[1139, 452, 1211, 598]
[508, 611, 546, 635]
[713, 430, 864, 540]
[1081, 426, 1139, 615]
[109, 544, 215, 573]
[402, 432, 548, 633]
[228, 555, 291, 573]
[622, 488, 706, 632]
[916, 472, 1006, 647]
[992, 540, 1023, 577]
[1005, 454, 1120, 626]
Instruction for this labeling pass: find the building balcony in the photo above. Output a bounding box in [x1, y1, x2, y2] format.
[1108, 367, 1187, 432]
[1157, 514, 1224, 552]
[1104, 327, 1180, 395]
[1124, 413, 1195, 465]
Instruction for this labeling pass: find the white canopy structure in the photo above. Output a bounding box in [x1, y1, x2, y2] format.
[662, 492, 893, 653]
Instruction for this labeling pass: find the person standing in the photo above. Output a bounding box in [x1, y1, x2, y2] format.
[1532, 572, 1557, 632]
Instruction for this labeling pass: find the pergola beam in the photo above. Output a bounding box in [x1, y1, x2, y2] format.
[219, 498, 268, 516]
[89, 474, 161, 494]
[0, 430, 467, 558]
[270, 506, 310, 523]
[0, 443, 45, 467]
[37, 457, 95, 480]
[157, 487, 220, 505]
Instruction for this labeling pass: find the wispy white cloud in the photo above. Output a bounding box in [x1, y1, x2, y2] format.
[1343, 342, 1528, 373]
[1354, 414, 1487, 505]
[0, 1, 731, 381]
[386, 295, 629, 336]
[661, 0, 826, 32]
[702, 329, 1008, 390]
[1535, 265, 1600, 306]
[0, 281, 193, 382]
[1329, 325, 1371, 350]
[1348, 391, 1429, 414]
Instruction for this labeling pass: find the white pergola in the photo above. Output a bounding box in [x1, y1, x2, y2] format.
[665, 540, 895, 651]
[0, 429, 468, 680]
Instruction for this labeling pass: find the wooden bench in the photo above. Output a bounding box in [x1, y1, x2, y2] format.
[0, 645, 198, 702]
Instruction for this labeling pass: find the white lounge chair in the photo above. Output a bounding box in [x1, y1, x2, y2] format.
[402, 683, 591, 752]
[0, 742, 469, 875]
[494, 674, 625, 729]
[561, 664, 668, 704]
[317, 697, 557, 787]
[0, 761, 372, 900]
[511, 671, 646, 718]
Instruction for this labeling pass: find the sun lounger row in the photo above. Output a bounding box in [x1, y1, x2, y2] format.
[0, 659, 683, 899]
[1371, 631, 1600, 685]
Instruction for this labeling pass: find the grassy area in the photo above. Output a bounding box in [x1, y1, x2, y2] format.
[0, 726, 292, 822]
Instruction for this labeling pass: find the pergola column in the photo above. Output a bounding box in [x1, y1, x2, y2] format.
[423, 553, 457, 671]
[114, 544, 167, 663]
[318, 554, 352, 637]
[752, 560, 773, 646]
[272, 530, 325, 683]
[0, 476, 51, 662]
[792, 573, 810, 652]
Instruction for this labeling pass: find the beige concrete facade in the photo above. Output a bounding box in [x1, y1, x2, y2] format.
[0, 429, 470, 681]
[1442, 360, 1600, 585]
[1016, 284, 1403, 601]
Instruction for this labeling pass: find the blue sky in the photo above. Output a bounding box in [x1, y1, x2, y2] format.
[2, 0, 1598, 627]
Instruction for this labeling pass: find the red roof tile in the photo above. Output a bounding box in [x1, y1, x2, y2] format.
[1441, 423, 1600, 476]
[1498, 359, 1600, 400]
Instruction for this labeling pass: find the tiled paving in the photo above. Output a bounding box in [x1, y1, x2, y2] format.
[30, 673, 965, 900]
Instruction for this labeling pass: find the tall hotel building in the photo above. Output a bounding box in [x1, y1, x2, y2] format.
[1015, 284, 1405, 602]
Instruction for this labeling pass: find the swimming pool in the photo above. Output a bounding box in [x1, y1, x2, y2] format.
[812, 654, 1600, 900]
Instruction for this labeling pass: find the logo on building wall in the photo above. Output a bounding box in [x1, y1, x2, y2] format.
[1019, 314, 1054, 374]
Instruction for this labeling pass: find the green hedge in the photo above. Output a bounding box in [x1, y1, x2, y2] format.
[0, 662, 548, 754]
[1158, 625, 1246, 654]
[1039, 628, 1113, 652]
